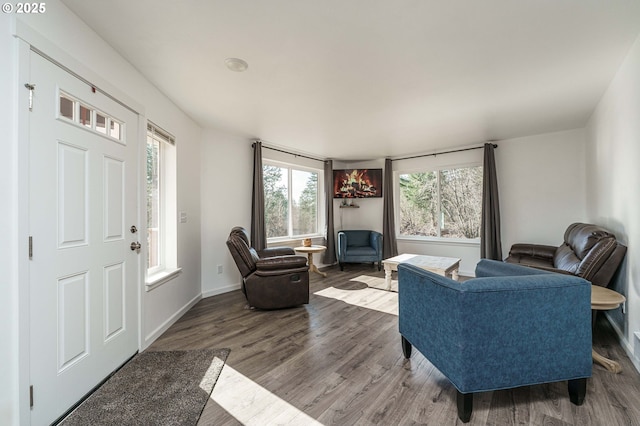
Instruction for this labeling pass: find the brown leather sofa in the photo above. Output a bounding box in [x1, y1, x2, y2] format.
[505, 223, 626, 288]
[226, 227, 310, 309]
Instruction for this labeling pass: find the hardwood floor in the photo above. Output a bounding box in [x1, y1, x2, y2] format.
[149, 265, 640, 425]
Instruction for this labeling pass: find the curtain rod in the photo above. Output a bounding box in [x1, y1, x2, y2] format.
[253, 141, 326, 163]
[252, 140, 497, 163]
[392, 143, 498, 162]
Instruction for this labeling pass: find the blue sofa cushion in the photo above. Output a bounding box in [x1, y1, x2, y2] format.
[346, 247, 376, 256]
[345, 230, 371, 247]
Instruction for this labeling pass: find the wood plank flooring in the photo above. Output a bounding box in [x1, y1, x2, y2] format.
[149, 265, 640, 425]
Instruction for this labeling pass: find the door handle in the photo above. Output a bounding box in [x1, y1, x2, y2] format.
[130, 241, 141, 252]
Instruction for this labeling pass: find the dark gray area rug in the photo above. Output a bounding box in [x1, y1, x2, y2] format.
[60, 348, 230, 426]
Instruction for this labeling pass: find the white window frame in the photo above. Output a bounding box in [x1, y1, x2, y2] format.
[395, 162, 482, 244]
[263, 159, 325, 243]
[145, 122, 180, 290]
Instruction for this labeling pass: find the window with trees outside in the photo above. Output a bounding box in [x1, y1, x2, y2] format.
[398, 165, 482, 239]
[146, 122, 177, 280]
[263, 161, 323, 240]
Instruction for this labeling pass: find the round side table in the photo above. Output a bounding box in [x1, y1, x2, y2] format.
[591, 285, 626, 373]
[294, 245, 327, 278]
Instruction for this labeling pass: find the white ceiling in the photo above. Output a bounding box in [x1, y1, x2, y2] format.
[62, 0, 640, 160]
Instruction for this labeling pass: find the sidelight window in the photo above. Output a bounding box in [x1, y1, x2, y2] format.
[146, 122, 178, 283]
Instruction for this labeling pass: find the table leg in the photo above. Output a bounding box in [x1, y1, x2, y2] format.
[452, 268, 459, 281]
[307, 252, 327, 278]
[592, 348, 622, 373]
[384, 265, 392, 290]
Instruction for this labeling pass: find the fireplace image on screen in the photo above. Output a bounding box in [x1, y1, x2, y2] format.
[333, 169, 383, 198]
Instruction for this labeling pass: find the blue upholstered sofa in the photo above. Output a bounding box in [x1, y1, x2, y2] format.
[398, 259, 592, 423]
[337, 230, 383, 271]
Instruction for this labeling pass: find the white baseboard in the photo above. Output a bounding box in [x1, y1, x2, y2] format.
[605, 312, 640, 374]
[142, 293, 202, 350]
[202, 282, 242, 299]
[459, 269, 475, 278]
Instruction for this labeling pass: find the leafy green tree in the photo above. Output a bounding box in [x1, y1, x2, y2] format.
[440, 167, 482, 238]
[399, 172, 438, 236]
[399, 167, 482, 239]
[263, 165, 288, 238]
[296, 172, 317, 235]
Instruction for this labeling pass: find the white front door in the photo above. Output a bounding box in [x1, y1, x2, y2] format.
[28, 51, 140, 425]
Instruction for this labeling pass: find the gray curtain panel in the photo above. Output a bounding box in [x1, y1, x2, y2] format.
[251, 141, 266, 250]
[323, 160, 337, 264]
[480, 143, 502, 260]
[382, 158, 398, 258]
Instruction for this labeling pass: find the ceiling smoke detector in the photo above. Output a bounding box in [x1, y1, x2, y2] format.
[225, 58, 248, 72]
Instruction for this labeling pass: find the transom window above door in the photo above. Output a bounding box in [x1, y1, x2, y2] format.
[58, 91, 123, 142]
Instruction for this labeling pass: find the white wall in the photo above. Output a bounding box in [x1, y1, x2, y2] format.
[3, 3, 203, 424]
[200, 129, 253, 297]
[333, 159, 385, 233]
[1, 13, 19, 426]
[497, 129, 587, 250]
[586, 33, 640, 371]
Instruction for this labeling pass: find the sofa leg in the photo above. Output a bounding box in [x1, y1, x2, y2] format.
[568, 378, 587, 406]
[378, 260, 381, 271]
[401, 335, 412, 359]
[456, 391, 473, 423]
[339, 262, 344, 271]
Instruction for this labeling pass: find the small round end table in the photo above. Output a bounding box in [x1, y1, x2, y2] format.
[591, 285, 626, 373]
[294, 245, 327, 278]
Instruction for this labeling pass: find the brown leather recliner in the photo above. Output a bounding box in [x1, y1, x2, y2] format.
[226, 227, 309, 309]
[505, 223, 626, 288]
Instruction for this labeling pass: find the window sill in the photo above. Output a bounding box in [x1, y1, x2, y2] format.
[267, 235, 324, 246]
[397, 236, 480, 247]
[145, 267, 182, 292]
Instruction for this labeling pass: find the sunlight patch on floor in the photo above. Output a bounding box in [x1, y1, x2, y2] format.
[314, 285, 398, 316]
[199, 356, 226, 391]
[211, 365, 325, 425]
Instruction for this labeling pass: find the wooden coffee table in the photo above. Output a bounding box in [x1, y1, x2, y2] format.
[591, 285, 626, 373]
[382, 253, 461, 291]
[294, 245, 327, 278]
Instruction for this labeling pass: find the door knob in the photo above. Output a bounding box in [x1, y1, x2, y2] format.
[130, 241, 141, 251]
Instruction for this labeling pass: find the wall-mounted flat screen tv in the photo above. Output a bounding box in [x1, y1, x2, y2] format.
[333, 169, 383, 198]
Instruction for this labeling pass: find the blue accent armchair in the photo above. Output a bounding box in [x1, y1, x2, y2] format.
[337, 230, 383, 271]
[398, 259, 592, 423]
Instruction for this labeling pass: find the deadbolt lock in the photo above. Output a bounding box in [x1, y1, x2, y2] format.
[130, 225, 138, 233]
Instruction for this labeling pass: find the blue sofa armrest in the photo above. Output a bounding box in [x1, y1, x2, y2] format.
[337, 231, 347, 261]
[370, 231, 383, 257]
[398, 263, 592, 394]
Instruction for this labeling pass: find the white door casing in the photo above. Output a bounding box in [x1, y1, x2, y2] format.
[28, 51, 139, 424]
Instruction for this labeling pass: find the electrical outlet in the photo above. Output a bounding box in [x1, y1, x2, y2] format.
[217, 264, 223, 274]
[179, 211, 187, 223]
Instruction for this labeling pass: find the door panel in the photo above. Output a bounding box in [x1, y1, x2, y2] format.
[57, 141, 88, 248]
[29, 51, 140, 425]
[57, 272, 89, 371]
